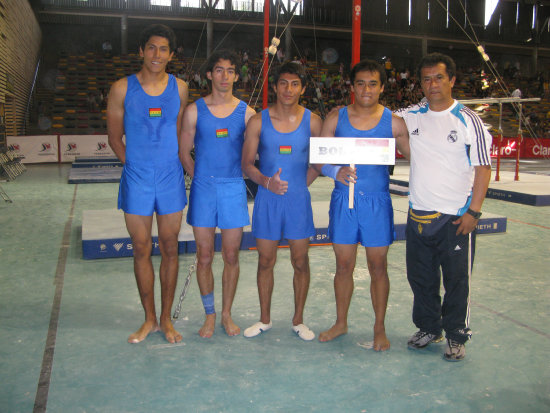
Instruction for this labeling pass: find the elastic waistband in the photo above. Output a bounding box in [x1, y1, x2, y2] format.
[125, 157, 181, 169]
[193, 176, 244, 183]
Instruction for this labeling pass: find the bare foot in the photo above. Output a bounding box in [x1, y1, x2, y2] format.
[160, 318, 182, 344]
[199, 313, 216, 338]
[128, 320, 159, 344]
[373, 325, 390, 351]
[221, 314, 240, 336]
[318, 323, 348, 342]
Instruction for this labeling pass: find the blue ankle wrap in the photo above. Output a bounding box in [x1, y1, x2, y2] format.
[201, 292, 215, 315]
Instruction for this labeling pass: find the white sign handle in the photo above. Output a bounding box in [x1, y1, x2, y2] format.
[348, 163, 355, 209]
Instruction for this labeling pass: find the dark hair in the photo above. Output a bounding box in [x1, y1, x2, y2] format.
[204, 49, 241, 76]
[350, 59, 386, 85]
[417, 53, 456, 79]
[139, 24, 177, 53]
[273, 62, 306, 87]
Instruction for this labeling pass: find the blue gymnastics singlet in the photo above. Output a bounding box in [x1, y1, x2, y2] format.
[257, 108, 312, 193]
[333, 106, 393, 193]
[118, 74, 186, 215]
[123, 74, 181, 165]
[193, 98, 247, 178]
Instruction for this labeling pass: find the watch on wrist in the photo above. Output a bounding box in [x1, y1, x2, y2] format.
[466, 208, 482, 219]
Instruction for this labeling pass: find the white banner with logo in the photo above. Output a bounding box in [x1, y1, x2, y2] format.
[7, 135, 58, 163]
[59, 134, 115, 162]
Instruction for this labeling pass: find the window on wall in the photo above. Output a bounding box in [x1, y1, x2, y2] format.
[180, 0, 201, 6]
[276, 0, 303, 16]
[233, 0, 263, 12]
[179, 0, 224, 9]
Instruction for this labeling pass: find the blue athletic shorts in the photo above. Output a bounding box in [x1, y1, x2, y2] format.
[252, 187, 315, 241]
[328, 189, 394, 247]
[118, 158, 187, 216]
[186, 176, 250, 229]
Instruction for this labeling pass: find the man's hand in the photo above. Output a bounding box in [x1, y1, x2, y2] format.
[452, 214, 478, 235]
[267, 168, 288, 195]
[335, 166, 357, 186]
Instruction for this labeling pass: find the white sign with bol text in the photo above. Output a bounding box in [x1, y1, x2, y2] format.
[309, 137, 395, 165]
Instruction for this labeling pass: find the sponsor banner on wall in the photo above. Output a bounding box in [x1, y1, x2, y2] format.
[491, 137, 550, 158]
[521, 138, 550, 158]
[7, 135, 58, 163]
[490, 137, 519, 158]
[60, 134, 115, 162]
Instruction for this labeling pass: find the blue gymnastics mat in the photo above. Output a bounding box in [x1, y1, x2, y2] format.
[81, 199, 507, 259]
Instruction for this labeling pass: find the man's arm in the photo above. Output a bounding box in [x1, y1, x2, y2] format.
[392, 114, 410, 160]
[242, 113, 288, 194]
[106, 78, 127, 164]
[306, 112, 323, 186]
[176, 78, 189, 138]
[179, 102, 197, 177]
[453, 165, 492, 235]
[314, 108, 356, 185]
[244, 105, 257, 125]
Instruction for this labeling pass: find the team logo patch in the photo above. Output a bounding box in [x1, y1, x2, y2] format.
[279, 145, 292, 154]
[216, 128, 229, 138]
[447, 130, 458, 143]
[149, 108, 162, 117]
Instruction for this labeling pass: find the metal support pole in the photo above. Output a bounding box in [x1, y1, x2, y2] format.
[514, 103, 522, 181]
[262, 0, 269, 109]
[121, 14, 128, 56]
[206, 18, 213, 58]
[495, 103, 502, 181]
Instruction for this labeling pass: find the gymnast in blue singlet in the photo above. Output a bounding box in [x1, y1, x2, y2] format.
[180, 50, 256, 338]
[251, 107, 315, 240]
[328, 105, 394, 247]
[186, 97, 249, 229]
[107, 24, 189, 345]
[242, 62, 323, 342]
[316, 59, 410, 351]
[118, 73, 187, 216]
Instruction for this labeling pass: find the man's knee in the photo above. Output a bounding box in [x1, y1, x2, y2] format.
[291, 254, 310, 275]
[196, 245, 214, 267]
[159, 235, 179, 259]
[222, 246, 240, 267]
[132, 238, 153, 259]
[335, 255, 355, 275]
[258, 252, 276, 272]
[367, 256, 388, 280]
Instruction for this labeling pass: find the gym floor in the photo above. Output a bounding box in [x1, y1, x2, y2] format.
[1, 160, 549, 412]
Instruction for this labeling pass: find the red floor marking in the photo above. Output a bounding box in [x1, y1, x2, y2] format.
[507, 218, 550, 230]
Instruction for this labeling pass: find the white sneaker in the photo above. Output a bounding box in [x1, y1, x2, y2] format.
[243, 321, 272, 338]
[292, 324, 315, 341]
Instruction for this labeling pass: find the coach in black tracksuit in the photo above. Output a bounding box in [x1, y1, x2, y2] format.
[396, 53, 492, 362]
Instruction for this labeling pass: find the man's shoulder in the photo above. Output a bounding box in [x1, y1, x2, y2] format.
[108, 77, 129, 101]
[394, 101, 427, 117]
[456, 103, 487, 131]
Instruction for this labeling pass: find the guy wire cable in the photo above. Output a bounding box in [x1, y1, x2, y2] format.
[457, 0, 547, 153]
[436, 0, 548, 158]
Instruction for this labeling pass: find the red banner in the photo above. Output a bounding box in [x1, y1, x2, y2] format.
[521, 138, 550, 158]
[491, 137, 550, 158]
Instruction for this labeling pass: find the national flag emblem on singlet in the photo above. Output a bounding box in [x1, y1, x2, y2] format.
[279, 145, 292, 154]
[216, 128, 229, 138]
[149, 108, 162, 117]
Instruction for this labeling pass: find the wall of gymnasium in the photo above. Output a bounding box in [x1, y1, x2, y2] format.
[0, 0, 41, 136]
